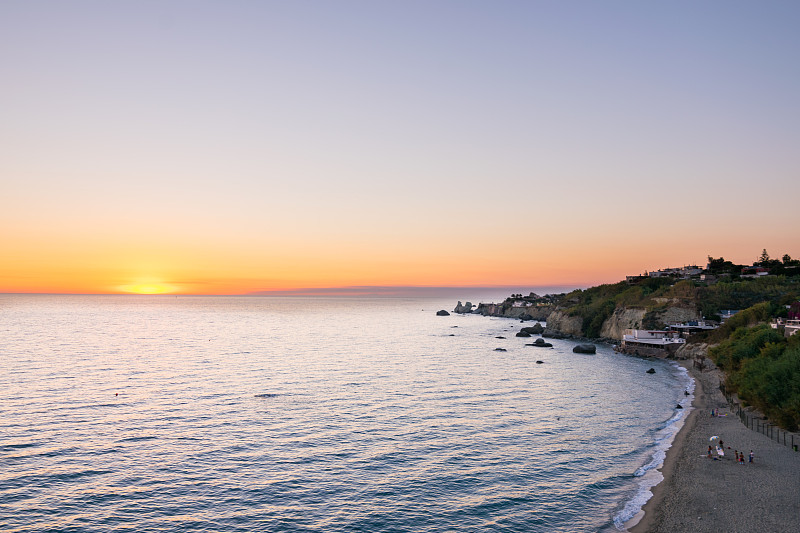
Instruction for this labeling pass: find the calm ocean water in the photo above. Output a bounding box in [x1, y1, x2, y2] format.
[0, 295, 692, 532]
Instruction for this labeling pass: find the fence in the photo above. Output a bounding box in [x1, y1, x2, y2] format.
[720, 383, 799, 451]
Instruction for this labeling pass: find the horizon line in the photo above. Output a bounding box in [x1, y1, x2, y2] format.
[0, 284, 587, 297]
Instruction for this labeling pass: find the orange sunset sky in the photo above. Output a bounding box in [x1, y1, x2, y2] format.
[2, 3, 798, 295]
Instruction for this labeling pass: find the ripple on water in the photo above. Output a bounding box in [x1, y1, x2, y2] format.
[0, 295, 687, 533]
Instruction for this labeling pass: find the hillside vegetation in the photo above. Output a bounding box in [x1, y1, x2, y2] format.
[706, 302, 800, 430]
[548, 274, 800, 429]
[555, 275, 800, 338]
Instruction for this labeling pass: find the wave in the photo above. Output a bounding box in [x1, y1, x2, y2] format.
[613, 363, 695, 530]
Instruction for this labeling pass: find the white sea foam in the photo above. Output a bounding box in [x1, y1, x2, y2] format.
[613, 362, 695, 530]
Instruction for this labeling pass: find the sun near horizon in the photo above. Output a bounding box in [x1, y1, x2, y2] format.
[2, 245, 799, 296]
[1, 2, 798, 297]
[120, 283, 175, 295]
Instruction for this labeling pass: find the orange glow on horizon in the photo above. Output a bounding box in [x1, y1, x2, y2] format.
[2, 227, 793, 295]
[120, 283, 175, 295]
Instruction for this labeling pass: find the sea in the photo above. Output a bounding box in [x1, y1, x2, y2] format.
[0, 294, 693, 532]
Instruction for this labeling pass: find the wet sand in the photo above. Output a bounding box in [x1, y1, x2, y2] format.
[628, 363, 800, 532]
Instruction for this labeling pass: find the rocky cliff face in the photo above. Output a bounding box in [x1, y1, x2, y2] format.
[475, 303, 552, 321]
[599, 308, 647, 339]
[546, 304, 700, 341]
[474, 298, 701, 342]
[651, 306, 701, 326]
[543, 310, 583, 336]
[453, 301, 474, 313]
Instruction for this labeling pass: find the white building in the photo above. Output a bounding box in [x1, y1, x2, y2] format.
[771, 318, 800, 337]
[620, 329, 686, 356]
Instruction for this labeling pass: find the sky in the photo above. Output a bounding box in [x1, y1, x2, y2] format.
[2, 1, 799, 295]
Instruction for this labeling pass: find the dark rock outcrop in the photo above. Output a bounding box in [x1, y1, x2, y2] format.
[573, 344, 597, 354]
[494, 348, 507, 352]
[526, 338, 553, 348]
[521, 323, 544, 335]
[475, 302, 553, 321]
[646, 368, 656, 374]
[454, 301, 474, 314]
[436, 310, 450, 316]
[516, 331, 532, 338]
[542, 329, 568, 339]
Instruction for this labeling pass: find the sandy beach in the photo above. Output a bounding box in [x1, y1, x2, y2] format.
[628, 362, 800, 532]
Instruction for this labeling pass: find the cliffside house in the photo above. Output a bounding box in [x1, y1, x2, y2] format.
[668, 320, 718, 336]
[771, 302, 800, 337]
[771, 318, 800, 337]
[645, 265, 703, 279]
[620, 329, 686, 356]
[741, 266, 770, 278]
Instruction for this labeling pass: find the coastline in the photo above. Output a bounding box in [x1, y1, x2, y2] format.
[625, 360, 700, 532]
[627, 362, 800, 532]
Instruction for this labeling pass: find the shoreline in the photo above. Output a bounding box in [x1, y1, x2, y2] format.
[626, 361, 800, 533]
[625, 360, 700, 532]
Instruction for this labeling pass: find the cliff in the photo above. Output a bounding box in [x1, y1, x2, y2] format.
[472, 275, 799, 342]
[534, 278, 710, 340]
[544, 304, 698, 341]
[475, 302, 552, 321]
[599, 307, 647, 339]
[542, 310, 583, 336]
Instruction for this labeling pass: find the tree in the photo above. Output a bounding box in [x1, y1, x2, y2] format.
[759, 249, 770, 264]
[707, 256, 743, 275]
[783, 254, 793, 264]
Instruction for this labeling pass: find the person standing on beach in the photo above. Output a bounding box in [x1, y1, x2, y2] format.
[749, 450, 754, 463]
[708, 446, 713, 458]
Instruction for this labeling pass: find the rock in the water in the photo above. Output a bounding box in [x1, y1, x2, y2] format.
[494, 348, 507, 352]
[496, 336, 506, 339]
[516, 331, 532, 337]
[543, 330, 568, 339]
[521, 323, 544, 335]
[453, 301, 474, 314]
[536, 360, 544, 364]
[646, 368, 656, 374]
[527, 338, 553, 348]
[573, 344, 597, 354]
[436, 310, 450, 316]
[519, 313, 533, 321]
[676, 404, 683, 409]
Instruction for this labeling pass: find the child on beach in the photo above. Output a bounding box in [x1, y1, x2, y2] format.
[749, 450, 754, 463]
